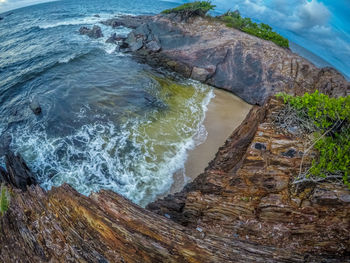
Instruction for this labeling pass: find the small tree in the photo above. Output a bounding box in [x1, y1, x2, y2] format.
[162, 1, 216, 19]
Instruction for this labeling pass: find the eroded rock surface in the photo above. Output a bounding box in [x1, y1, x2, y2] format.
[148, 98, 350, 257]
[1, 183, 314, 262]
[0, 151, 37, 191]
[1, 14, 349, 263]
[115, 15, 350, 104]
[0, 100, 348, 262]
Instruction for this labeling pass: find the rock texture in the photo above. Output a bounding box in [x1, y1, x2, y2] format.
[1, 14, 349, 263]
[1, 183, 317, 262]
[101, 15, 153, 29]
[0, 152, 37, 191]
[79, 25, 103, 39]
[105, 33, 125, 44]
[0, 100, 348, 262]
[148, 98, 350, 257]
[29, 98, 42, 115]
[116, 15, 350, 105]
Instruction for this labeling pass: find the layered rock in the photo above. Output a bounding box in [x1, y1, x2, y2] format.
[1, 100, 348, 262]
[0, 14, 349, 263]
[1, 183, 315, 262]
[148, 98, 350, 257]
[115, 15, 349, 104]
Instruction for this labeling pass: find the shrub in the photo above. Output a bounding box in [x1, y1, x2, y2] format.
[162, 1, 216, 18]
[219, 10, 289, 48]
[0, 184, 10, 217]
[161, 4, 289, 48]
[277, 91, 350, 187]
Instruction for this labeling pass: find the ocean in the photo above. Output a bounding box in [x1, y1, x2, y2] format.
[0, 0, 214, 206]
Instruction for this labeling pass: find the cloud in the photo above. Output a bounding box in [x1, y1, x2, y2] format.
[285, 0, 330, 31]
[210, 0, 350, 78]
[214, 0, 330, 32]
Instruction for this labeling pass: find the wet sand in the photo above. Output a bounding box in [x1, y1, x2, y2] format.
[169, 88, 252, 194]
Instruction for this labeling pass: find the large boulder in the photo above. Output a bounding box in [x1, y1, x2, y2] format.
[29, 98, 42, 115]
[112, 15, 349, 105]
[0, 151, 37, 191]
[105, 33, 125, 44]
[79, 25, 103, 39]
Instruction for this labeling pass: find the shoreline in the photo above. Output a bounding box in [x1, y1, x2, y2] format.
[168, 88, 252, 194]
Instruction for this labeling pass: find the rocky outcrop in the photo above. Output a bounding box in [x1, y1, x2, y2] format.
[148, 98, 350, 257]
[115, 15, 350, 105]
[1, 14, 349, 262]
[105, 33, 125, 44]
[29, 98, 42, 115]
[1, 183, 317, 262]
[0, 100, 348, 262]
[79, 25, 103, 39]
[0, 152, 37, 191]
[101, 15, 153, 29]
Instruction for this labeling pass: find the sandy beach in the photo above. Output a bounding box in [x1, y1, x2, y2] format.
[169, 88, 252, 194]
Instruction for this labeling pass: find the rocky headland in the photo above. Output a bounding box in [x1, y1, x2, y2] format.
[1, 13, 350, 262]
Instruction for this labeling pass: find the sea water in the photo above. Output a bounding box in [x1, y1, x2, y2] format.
[0, 0, 214, 207]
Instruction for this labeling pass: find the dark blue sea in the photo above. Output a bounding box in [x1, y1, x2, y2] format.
[0, 0, 214, 206]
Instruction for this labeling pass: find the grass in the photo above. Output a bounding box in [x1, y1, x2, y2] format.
[0, 184, 10, 217]
[277, 91, 350, 187]
[218, 10, 289, 48]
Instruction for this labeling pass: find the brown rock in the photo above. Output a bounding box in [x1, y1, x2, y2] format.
[116, 15, 349, 104]
[148, 98, 350, 257]
[0, 184, 310, 262]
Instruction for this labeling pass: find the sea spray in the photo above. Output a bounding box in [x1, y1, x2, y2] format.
[10, 76, 213, 207]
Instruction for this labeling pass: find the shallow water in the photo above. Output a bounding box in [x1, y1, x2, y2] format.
[0, 0, 220, 206]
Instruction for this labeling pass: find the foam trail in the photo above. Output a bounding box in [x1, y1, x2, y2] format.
[10, 78, 214, 207]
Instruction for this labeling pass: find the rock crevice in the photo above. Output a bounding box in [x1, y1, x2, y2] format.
[0, 14, 349, 262]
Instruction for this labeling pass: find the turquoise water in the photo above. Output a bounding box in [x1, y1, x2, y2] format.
[0, 0, 214, 206]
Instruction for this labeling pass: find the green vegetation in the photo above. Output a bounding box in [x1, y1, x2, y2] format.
[0, 184, 10, 216]
[277, 91, 350, 187]
[161, 2, 289, 48]
[161, 1, 215, 18]
[218, 10, 289, 48]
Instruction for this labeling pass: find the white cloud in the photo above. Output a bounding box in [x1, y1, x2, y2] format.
[289, 0, 330, 31]
[214, 0, 330, 33]
[211, 0, 350, 78]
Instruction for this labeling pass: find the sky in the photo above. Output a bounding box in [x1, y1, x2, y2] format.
[1, 0, 349, 78]
[0, 0, 56, 13]
[210, 0, 350, 78]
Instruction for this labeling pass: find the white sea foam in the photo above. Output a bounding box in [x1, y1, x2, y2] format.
[98, 25, 131, 54]
[58, 54, 77, 63]
[39, 13, 112, 29]
[10, 80, 214, 207]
